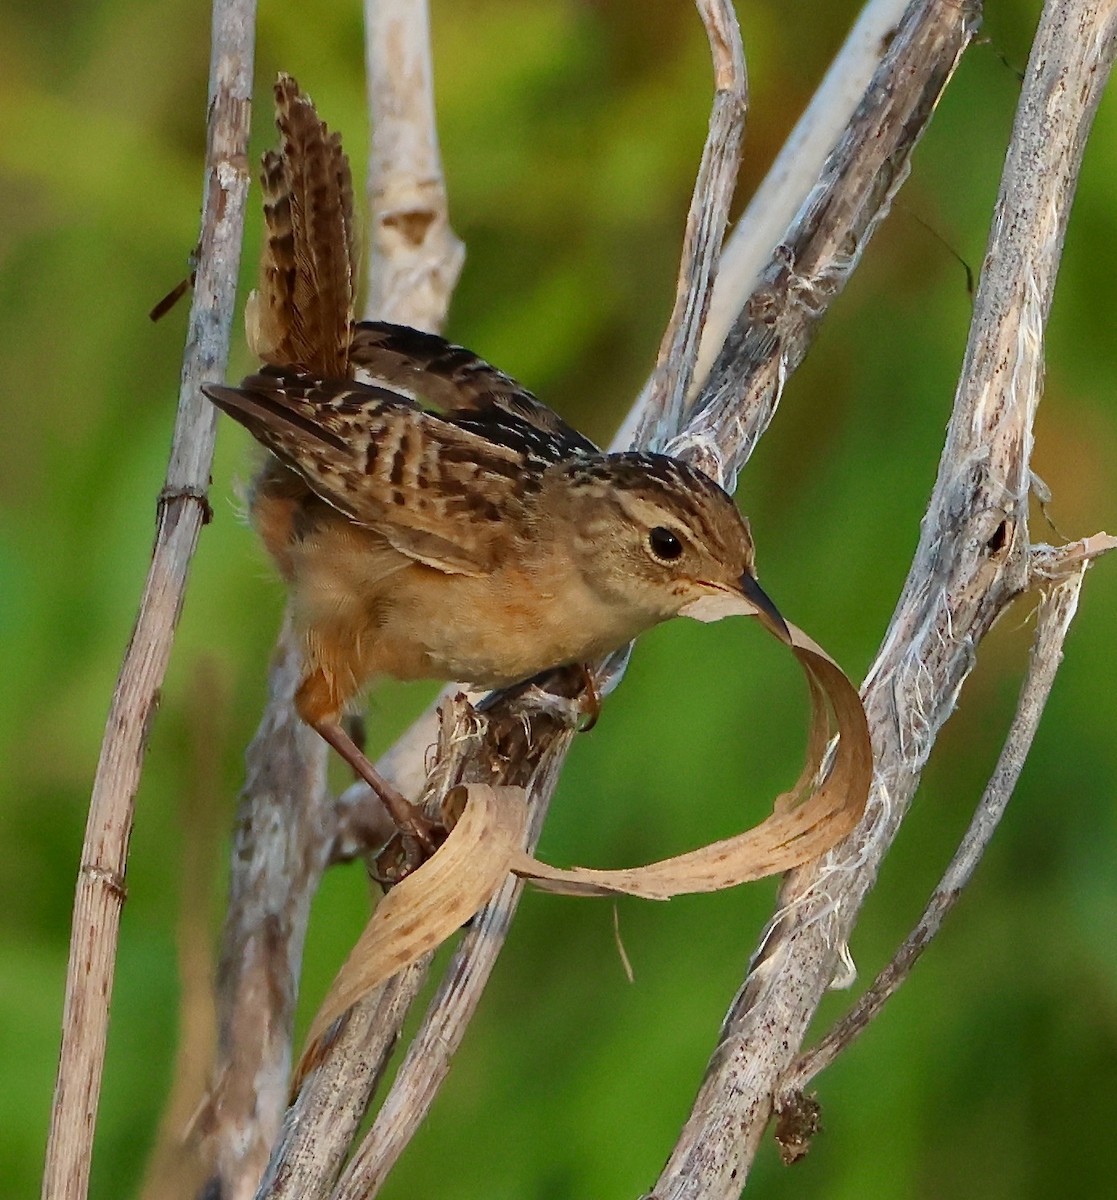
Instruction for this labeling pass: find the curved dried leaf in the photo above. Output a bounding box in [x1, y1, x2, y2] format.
[511, 625, 870, 897]
[294, 622, 870, 1073]
[297, 783, 527, 1075]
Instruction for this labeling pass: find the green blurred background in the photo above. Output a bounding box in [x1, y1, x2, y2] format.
[3, 1, 1115, 1196]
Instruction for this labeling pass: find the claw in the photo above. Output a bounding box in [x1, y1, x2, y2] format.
[577, 663, 602, 732]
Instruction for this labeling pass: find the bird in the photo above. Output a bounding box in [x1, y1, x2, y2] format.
[202, 76, 788, 859]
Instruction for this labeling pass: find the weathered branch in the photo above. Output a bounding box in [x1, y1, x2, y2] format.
[41, 6, 255, 1199]
[200, 615, 330, 1200]
[329, 698, 580, 1199]
[649, 3, 1117, 1194]
[364, 0, 465, 327]
[635, 0, 747, 448]
[673, 0, 979, 481]
[693, 0, 912, 392]
[258, 695, 579, 1199]
[782, 544, 1104, 1098]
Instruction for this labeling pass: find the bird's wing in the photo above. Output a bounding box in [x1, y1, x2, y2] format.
[203, 370, 566, 575]
[348, 322, 599, 460]
[245, 74, 356, 378]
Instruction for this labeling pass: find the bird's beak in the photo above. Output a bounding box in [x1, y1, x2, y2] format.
[680, 572, 792, 644]
[738, 571, 792, 644]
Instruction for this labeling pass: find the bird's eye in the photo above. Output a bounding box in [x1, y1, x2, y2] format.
[647, 526, 684, 562]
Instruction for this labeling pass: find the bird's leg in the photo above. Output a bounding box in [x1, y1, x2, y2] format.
[341, 711, 367, 763]
[577, 663, 602, 732]
[312, 718, 442, 852]
[296, 667, 442, 855]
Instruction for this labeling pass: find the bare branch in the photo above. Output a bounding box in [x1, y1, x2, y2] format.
[329, 701, 577, 1199]
[254, 962, 429, 1200]
[649, 3, 1117, 1194]
[694, 0, 912, 390]
[364, 0, 465, 326]
[41, 6, 255, 1198]
[635, 0, 747, 447]
[669, 0, 979, 482]
[201, 24, 469, 1171]
[263, 687, 580, 1199]
[199, 619, 331, 1200]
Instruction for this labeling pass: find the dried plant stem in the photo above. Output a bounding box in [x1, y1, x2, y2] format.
[648, 3, 1117, 1194]
[40, 7, 255, 1200]
[694, 0, 912, 390]
[200, 618, 330, 1200]
[674, 0, 979, 479]
[614, 0, 919, 453]
[364, 0, 465, 327]
[636, 0, 747, 447]
[330, 713, 576, 1199]
[259, 699, 577, 1199]
[783, 560, 1094, 1095]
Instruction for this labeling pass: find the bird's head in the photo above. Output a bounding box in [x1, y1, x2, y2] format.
[542, 452, 790, 643]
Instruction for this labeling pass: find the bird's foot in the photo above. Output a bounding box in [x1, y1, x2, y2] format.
[372, 823, 448, 888]
[576, 663, 602, 732]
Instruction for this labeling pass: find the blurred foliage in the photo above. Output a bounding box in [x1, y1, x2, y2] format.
[2, 0, 1115, 1197]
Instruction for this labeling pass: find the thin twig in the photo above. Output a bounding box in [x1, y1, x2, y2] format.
[41, 6, 255, 1199]
[616, 0, 914, 451]
[693, 0, 912, 394]
[635, 0, 747, 448]
[649, 3, 1117, 1194]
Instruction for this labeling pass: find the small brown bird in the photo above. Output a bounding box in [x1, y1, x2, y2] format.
[203, 77, 787, 854]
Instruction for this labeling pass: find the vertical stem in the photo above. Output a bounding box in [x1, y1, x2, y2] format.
[40, 4, 255, 1198]
[364, 0, 464, 326]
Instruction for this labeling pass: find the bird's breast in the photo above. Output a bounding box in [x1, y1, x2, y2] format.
[282, 517, 661, 695]
[375, 558, 653, 689]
